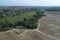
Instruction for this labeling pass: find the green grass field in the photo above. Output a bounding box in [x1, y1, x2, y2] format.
[0, 11, 36, 23]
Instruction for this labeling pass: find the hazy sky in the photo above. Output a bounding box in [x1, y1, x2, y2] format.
[0, 0, 60, 6]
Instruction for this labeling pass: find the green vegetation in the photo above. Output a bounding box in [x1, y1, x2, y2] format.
[0, 8, 45, 32]
[0, 11, 35, 22]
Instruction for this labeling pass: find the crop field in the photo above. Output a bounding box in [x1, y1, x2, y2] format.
[39, 11, 60, 39]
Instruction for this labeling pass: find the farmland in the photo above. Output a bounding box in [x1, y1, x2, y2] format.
[39, 11, 60, 39]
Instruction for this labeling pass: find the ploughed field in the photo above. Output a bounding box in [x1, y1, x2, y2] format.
[40, 11, 60, 38]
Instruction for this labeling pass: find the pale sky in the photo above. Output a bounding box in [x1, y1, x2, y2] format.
[0, 0, 60, 6]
